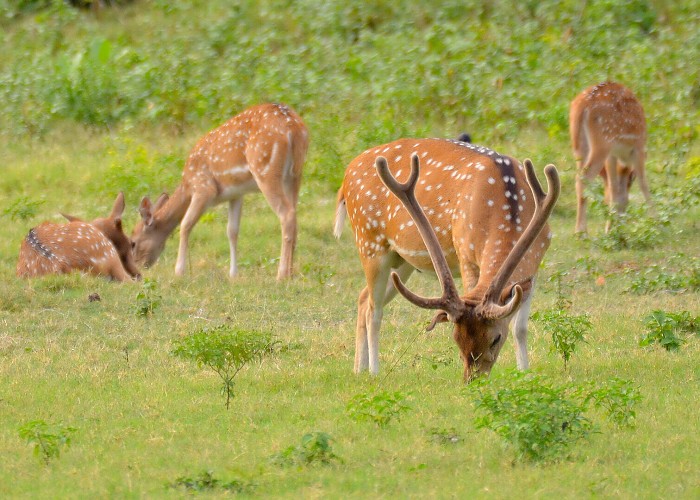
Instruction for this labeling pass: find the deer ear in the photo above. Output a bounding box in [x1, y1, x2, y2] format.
[139, 197, 154, 227]
[114, 218, 123, 231]
[60, 212, 82, 222]
[500, 277, 533, 304]
[426, 311, 450, 332]
[110, 192, 126, 219]
[154, 192, 169, 211]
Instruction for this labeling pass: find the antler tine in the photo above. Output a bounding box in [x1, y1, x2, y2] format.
[482, 160, 560, 307]
[376, 154, 466, 316]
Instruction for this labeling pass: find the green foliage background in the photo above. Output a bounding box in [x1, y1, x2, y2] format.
[0, 0, 699, 497]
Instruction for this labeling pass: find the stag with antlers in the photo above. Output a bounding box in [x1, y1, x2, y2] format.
[335, 139, 559, 380]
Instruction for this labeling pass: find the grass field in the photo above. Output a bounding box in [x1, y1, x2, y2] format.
[1, 1, 699, 497]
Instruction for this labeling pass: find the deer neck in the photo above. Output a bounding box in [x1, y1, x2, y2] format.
[155, 184, 192, 236]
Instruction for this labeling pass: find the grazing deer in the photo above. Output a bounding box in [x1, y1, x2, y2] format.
[570, 82, 652, 234]
[17, 192, 140, 281]
[335, 139, 559, 380]
[132, 103, 309, 280]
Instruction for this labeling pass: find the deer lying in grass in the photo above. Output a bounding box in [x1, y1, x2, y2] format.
[16, 192, 140, 281]
[335, 139, 559, 380]
[570, 81, 652, 234]
[131, 103, 309, 280]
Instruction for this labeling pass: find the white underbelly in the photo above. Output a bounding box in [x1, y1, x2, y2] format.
[216, 178, 260, 202]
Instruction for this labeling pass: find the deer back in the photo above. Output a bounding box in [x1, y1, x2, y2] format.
[570, 81, 646, 162]
[16, 221, 129, 281]
[181, 102, 309, 201]
[341, 138, 552, 298]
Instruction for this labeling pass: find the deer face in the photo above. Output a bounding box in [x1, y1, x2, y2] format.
[132, 194, 170, 268]
[453, 313, 510, 381]
[91, 217, 141, 279]
[131, 221, 167, 268]
[427, 283, 524, 381]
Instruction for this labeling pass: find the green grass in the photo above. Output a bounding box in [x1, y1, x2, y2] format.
[1, 0, 699, 497]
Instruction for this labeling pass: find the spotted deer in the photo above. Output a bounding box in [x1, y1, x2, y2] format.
[17, 192, 140, 281]
[132, 103, 309, 280]
[335, 139, 559, 380]
[570, 82, 652, 234]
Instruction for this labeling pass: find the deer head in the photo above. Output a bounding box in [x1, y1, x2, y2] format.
[375, 153, 559, 380]
[131, 192, 170, 268]
[62, 192, 141, 279]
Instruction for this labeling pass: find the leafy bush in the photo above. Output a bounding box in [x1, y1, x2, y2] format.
[592, 205, 662, 251]
[346, 390, 410, 427]
[96, 140, 181, 198]
[533, 309, 592, 369]
[470, 371, 643, 462]
[2, 196, 45, 222]
[470, 371, 593, 463]
[18, 420, 76, 465]
[172, 325, 275, 409]
[269, 431, 341, 467]
[640, 310, 699, 351]
[593, 172, 700, 252]
[582, 378, 642, 428]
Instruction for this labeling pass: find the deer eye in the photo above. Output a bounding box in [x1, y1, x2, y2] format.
[131, 241, 136, 250]
[490, 334, 501, 349]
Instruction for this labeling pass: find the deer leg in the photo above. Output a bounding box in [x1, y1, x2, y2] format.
[575, 148, 608, 234]
[255, 176, 297, 280]
[355, 253, 397, 374]
[227, 198, 243, 278]
[512, 279, 535, 370]
[367, 254, 398, 375]
[355, 287, 370, 373]
[604, 157, 623, 233]
[175, 194, 210, 277]
[634, 154, 654, 211]
[606, 157, 625, 212]
[276, 203, 297, 280]
[382, 260, 415, 303]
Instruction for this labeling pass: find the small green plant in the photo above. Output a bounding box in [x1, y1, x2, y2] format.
[18, 420, 76, 465]
[533, 309, 592, 369]
[582, 378, 642, 428]
[346, 390, 411, 427]
[133, 278, 161, 317]
[301, 262, 335, 286]
[269, 432, 341, 467]
[470, 371, 593, 463]
[427, 427, 463, 445]
[640, 310, 699, 351]
[546, 269, 573, 309]
[172, 325, 275, 409]
[168, 470, 251, 493]
[3, 196, 45, 221]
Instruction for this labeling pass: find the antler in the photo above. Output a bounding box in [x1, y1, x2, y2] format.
[480, 160, 560, 317]
[376, 154, 467, 318]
